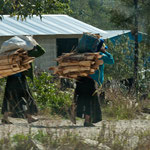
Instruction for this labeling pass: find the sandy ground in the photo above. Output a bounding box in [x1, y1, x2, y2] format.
[0, 114, 150, 138]
[1, 114, 150, 149]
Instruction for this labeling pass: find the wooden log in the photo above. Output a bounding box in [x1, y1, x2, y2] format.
[60, 72, 88, 79]
[49, 66, 56, 71]
[0, 54, 14, 64]
[59, 61, 92, 67]
[0, 68, 27, 79]
[64, 70, 95, 77]
[0, 64, 30, 79]
[78, 73, 88, 76]
[20, 64, 30, 70]
[0, 58, 13, 65]
[0, 52, 22, 65]
[0, 62, 17, 66]
[12, 55, 22, 62]
[50, 52, 104, 79]
[56, 52, 75, 61]
[91, 60, 103, 69]
[97, 55, 103, 59]
[60, 52, 99, 57]
[57, 54, 95, 62]
[57, 52, 101, 59]
[0, 48, 26, 58]
[89, 69, 95, 74]
[0, 64, 19, 70]
[0, 59, 21, 66]
[22, 57, 35, 65]
[0, 53, 13, 60]
[49, 67, 59, 74]
[0, 48, 34, 78]
[50, 62, 99, 76]
[0, 67, 21, 74]
[63, 66, 91, 74]
[68, 74, 78, 78]
[0, 63, 29, 72]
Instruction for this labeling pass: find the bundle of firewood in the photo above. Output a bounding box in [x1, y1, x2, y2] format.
[0, 48, 35, 79]
[49, 52, 103, 79]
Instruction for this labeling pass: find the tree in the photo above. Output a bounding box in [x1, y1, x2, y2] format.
[104, 36, 135, 81]
[133, 0, 139, 97]
[0, 0, 71, 20]
[70, 0, 115, 30]
[109, 0, 150, 97]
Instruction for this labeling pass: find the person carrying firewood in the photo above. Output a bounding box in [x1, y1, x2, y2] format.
[1, 36, 45, 124]
[72, 35, 114, 127]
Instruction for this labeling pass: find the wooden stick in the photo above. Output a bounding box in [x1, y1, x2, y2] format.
[0, 48, 34, 78]
[0, 63, 19, 70]
[22, 57, 35, 65]
[63, 66, 91, 74]
[59, 61, 92, 67]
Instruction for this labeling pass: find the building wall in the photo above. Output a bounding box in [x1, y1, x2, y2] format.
[33, 35, 81, 72]
[34, 35, 57, 71]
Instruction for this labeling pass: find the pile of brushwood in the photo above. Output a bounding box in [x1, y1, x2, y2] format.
[0, 48, 34, 78]
[49, 52, 103, 79]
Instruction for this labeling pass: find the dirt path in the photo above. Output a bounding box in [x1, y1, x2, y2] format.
[1, 115, 150, 138]
[1, 114, 150, 149]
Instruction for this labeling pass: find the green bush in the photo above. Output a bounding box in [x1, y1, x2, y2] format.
[28, 72, 73, 116]
[0, 78, 6, 114]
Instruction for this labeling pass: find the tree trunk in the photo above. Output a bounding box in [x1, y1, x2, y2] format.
[134, 0, 139, 98]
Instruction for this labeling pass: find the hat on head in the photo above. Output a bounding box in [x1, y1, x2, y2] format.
[105, 45, 108, 49]
[96, 39, 104, 52]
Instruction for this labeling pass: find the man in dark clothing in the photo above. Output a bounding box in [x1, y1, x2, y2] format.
[1, 37, 45, 124]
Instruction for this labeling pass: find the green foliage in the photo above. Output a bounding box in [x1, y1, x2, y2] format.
[104, 36, 135, 81]
[109, 0, 150, 34]
[28, 72, 73, 116]
[70, 0, 115, 29]
[0, 78, 6, 89]
[0, 78, 6, 113]
[103, 35, 150, 97]
[137, 42, 150, 94]
[0, 0, 72, 20]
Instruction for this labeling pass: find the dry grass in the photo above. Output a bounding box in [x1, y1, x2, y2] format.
[1, 124, 150, 150]
[100, 85, 150, 120]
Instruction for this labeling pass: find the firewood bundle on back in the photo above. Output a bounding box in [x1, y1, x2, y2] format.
[49, 52, 103, 79]
[0, 48, 35, 79]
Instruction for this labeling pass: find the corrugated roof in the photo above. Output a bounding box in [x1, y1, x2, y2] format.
[0, 14, 107, 37]
[104, 30, 130, 39]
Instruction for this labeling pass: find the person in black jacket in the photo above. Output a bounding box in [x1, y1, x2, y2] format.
[72, 37, 114, 127]
[1, 37, 45, 124]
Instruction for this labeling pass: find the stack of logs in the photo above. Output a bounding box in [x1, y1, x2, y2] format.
[0, 48, 35, 79]
[49, 52, 103, 79]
